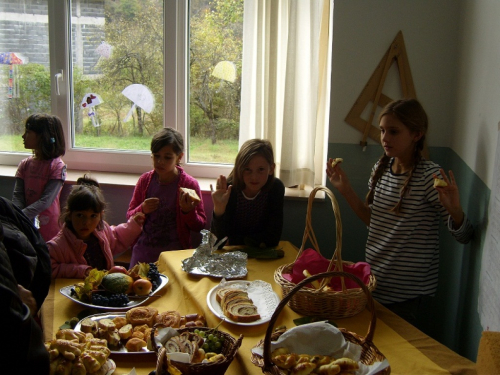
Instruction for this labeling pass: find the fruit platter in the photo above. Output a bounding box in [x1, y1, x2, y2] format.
[60, 262, 169, 311]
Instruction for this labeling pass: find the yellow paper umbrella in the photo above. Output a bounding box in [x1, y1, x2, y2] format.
[211, 61, 236, 83]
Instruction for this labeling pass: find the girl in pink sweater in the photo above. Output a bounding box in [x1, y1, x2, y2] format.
[48, 175, 144, 278]
[13, 114, 67, 242]
[127, 128, 206, 267]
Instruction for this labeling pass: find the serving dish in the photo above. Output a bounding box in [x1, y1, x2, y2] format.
[74, 312, 155, 354]
[206, 280, 280, 326]
[103, 359, 116, 375]
[187, 267, 247, 279]
[60, 274, 169, 311]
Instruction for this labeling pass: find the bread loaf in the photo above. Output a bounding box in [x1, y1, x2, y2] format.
[180, 187, 201, 203]
[219, 288, 260, 323]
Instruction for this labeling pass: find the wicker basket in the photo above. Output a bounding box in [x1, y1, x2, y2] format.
[274, 185, 376, 319]
[151, 325, 243, 375]
[251, 271, 390, 375]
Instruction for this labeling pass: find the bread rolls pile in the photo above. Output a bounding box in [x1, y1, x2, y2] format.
[271, 347, 359, 375]
[45, 329, 112, 375]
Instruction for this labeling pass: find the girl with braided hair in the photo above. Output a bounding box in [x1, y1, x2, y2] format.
[326, 98, 473, 324]
[12, 114, 67, 242]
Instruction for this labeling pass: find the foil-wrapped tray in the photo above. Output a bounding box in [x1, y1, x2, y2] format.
[181, 230, 248, 279]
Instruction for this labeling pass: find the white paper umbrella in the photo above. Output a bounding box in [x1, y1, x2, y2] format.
[81, 93, 102, 109]
[121, 84, 155, 122]
[80, 93, 103, 127]
[96, 41, 112, 59]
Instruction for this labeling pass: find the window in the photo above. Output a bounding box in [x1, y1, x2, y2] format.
[0, 1, 50, 154]
[0, 0, 330, 187]
[0, 0, 235, 179]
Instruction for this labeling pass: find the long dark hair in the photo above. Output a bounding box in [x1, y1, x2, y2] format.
[366, 98, 428, 213]
[25, 114, 66, 160]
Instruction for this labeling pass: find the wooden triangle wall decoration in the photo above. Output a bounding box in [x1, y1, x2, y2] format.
[345, 31, 416, 147]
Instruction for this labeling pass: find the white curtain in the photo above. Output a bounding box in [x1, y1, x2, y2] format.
[239, 0, 333, 188]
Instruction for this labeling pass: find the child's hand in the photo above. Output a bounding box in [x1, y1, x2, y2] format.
[132, 212, 146, 226]
[211, 175, 232, 217]
[434, 169, 464, 227]
[326, 158, 351, 195]
[179, 189, 199, 213]
[142, 197, 160, 214]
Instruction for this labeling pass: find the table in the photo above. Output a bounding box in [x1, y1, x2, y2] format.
[40, 241, 476, 375]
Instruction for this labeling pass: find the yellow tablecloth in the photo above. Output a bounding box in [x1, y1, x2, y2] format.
[40, 241, 476, 375]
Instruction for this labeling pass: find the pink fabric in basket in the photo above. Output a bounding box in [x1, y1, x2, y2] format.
[282, 248, 371, 290]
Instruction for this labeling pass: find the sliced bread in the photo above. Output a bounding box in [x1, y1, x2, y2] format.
[227, 303, 261, 323]
[218, 287, 260, 323]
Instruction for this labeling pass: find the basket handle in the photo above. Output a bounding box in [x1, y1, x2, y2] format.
[151, 323, 166, 354]
[295, 186, 345, 289]
[262, 271, 376, 372]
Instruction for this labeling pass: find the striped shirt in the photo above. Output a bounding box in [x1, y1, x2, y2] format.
[366, 158, 473, 304]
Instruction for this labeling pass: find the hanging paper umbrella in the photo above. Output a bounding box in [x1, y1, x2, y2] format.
[96, 42, 112, 59]
[81, 93, 103, 127]
[0, 53, 28, 98]
[211, 61, 236, 83]
[121, 84, 155, 122]
[0, 52, 28, 65]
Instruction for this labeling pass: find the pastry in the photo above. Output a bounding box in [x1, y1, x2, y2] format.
[227, 303, 260, 322]
[155, 310, 181, 328]
[215, 287, 236, 303]
[219, 288, 260, 322]
[80, 317, 98, 334]
[125, 337, 147, 352]
[433, 176, 448, 187]
[118, 323, 133, 340]
[112, 316, 128, 329]
[97, 318, 116, 332]
[126, 306, 159, 327]
[331, 158, 343, 168]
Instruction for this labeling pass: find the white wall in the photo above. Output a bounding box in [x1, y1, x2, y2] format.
[329, 1, 461, 151]
[454, 0, 500, 188]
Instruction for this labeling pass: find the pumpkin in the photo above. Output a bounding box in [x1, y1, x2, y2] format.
[101, 272, 134, 294]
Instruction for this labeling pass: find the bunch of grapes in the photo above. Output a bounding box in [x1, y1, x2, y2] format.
[108, 293, 130, 307]
[147, 262, 162, 291]
[91, 293, 129, 307]
[194, 329, 224, 354]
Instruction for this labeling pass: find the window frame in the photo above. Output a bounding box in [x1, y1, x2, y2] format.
[0, 0, 233, 179]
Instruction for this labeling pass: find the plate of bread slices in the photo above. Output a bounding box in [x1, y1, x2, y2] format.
[207, 280, 280, 326]
[74, 307, 206, 354]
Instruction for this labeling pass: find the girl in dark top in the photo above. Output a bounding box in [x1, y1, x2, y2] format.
[211, 139, 285, 248]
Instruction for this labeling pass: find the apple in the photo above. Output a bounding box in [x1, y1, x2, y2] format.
[108, 265, 129, 275]
[132, 278, 152, 296]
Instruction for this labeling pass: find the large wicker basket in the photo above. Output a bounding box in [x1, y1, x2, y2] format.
[251, 271, 390, 375]
[152, 325, 243, 375]
[274, 185, 376, 319]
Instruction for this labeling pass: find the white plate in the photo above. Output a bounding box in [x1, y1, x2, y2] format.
[104, 359, 116, 375]
[206, 280, 280, 326]
[60, 274, 169, 311]
[74, 312, 155, 354]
